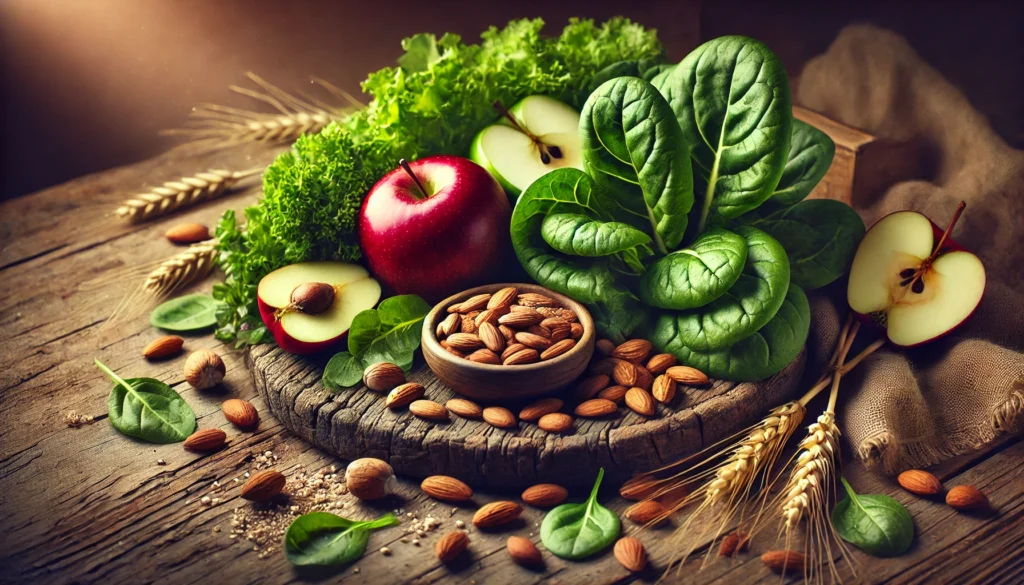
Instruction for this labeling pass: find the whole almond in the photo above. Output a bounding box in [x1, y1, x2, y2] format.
[517, 292, 559, 307]
[345, 458, 395, 500]
[666, 365, 710, 386]
[165, 222, 209, 244]
[446, 398, 483, 419]
[363, 362, 405, 392]
[184, 349, 225, 390]
[183, 428, 227, 452]
[522, 484, 569, 507]
[946, 485, 989, 511]
[478, 322, 506, 354]
[410, 400, 448, 421]
[634, 366, 654, 390]
[501, 343, 528, 362]
[611, 339, 653, 363]
[241, 470, 285, 502]
[499, 310, 543, 328]
[468, 348, 502, 365]
[541, 339, 576, 360]
[222, 398, 259, 430]
[519, 398, 563, 422]
[625, 388, 656, 416]
[614, 537, 647, 572]
[625, 499, 668, 526]
[613, 361, 639, 387]
[527, 324, 552, 339]
[475, 308, 508, 327]
[652, 375, 677, 404]
[143, 335, 184, 359]
[421, 475, 473, 502]
[620, 476, 659, 501]
[488, 287, 518, 310]
[503, 348, 539, 366]
[386, 382, 425, 409]
[897, 469, 943, 496]
[440, 340, 466, 358]
[447, 302, 464, 314]
[459, 293, 491, 313]
[447, 332, 484, 352]
[598, 385, 628, 403]
[570, 322, 584, 339]
[538, 413, 574, 433]
[761, 550, 805, 574]
[588, 358, 623, 377]
[575, 398, 618, 418]
[515, 331, 552, 350]
[536, 306, 578, 322]
[718, 530, 750, 557]
[473, 501, 522, 528]
[436, 530, 469, 563]
[499, 324, 516, 341]
[483, 406, 518, 429]
[596, 339, 616, 357]
[646, 353, 677, 374]
[438, 313, 461, 337]
[460, 313, 478, 334]
[574, 374, 611, 402]
[541, 317, 570, 339]
[507, 536, 543, 567]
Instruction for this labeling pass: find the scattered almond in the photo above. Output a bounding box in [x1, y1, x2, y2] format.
[483, 406, 518, 429]
[946, 485, 989, 511]
[645, 353, 677, 374]
[436, 530, 469, 563]
[507, 535, 543, 567]
[503, 348, 539, 365]
[761, 550, 805, 574]
[625, 387, 656, 417]
[345, 458, 395, 500]
[613, 537, 647, 572]
[612, 361, 639, 387]
[477, 322, 506, 353]
[718, 530, 750, 557]
[446, 398, 483, 419]
[520, 398, 563, 422]
[142, 335, 184, 359]
[468, 348, 502, 365]
[421, 475, 473, 502]
[574, 374, 611, 402]
[409, 400, 449, 421]
[897, 469, 943, 496]
[625, 499, 667, 525]
[596, 339, 616, 357]
[363, 362, 405, 392]
[575, 398, 618, 418]
[538, 413, 574, 433]
[522, 484, 569, 507]
[598, 385, 628, 403]
[386, 382, 425, 409]
[652, 375, 677, 404]
[183, 428, 226, 452]
[588, 357, 623, 377]
[611, 339, 653, 363]
[666, 365, 710, 386]
[488, 287, 519, 310]
[165, 222, 209, 244]
[472, 501, 522, 528]
[540, 338, 576, 360]
[184, 349, 225, 390]
[620, 476, 659, 501]
[222, 398, 259, 430]
[241, 470, 285, 502]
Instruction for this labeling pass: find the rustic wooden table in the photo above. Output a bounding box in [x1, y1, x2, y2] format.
[1, 142, 1021, 585]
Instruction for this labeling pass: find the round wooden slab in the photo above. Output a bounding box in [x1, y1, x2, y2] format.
[248, 345, 806, 489]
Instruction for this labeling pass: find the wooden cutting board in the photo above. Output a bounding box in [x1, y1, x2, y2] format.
[248, 345, 805, 488]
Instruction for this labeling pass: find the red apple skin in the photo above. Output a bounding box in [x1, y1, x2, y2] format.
[358, 155, 511, 302]
[257, 296, 347, 355]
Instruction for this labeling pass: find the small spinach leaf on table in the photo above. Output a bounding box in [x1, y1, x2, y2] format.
[639, 228, 747, 310]
[581, 76, 694, 253]
[771, 119, 836, 205]
[322, 352, 366, 390]
[96, 359, 196, 443]
[541, 468, 620, 560]
[739, 199, 865, 289]
[653, 36, 792, 230]
[285, 512, 399, 567]
[832, 478, 914, 557]
[150, 294, 221, 332]
[649, 285, 810, 381]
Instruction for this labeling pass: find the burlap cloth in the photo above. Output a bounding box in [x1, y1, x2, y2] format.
[794, 25, 1024, 474]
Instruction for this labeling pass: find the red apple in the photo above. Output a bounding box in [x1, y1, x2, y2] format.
[358, 155, 511, 301]
[847, 202, 985, 347]
[257, 262, 381, 354]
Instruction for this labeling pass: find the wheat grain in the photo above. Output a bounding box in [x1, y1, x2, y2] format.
[142, 239, 218, 296]
[115, 168, 261, 223]
[781, 412, 840, 528]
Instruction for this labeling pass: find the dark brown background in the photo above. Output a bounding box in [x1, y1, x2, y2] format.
[2, 0, 1021, 201]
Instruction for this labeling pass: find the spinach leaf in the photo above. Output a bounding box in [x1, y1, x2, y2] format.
[96, 359, 196, 443]
[150, 294, 221, 332]
[832, 478, 914, 557]
[648, 226, 789, 351]
[650, 284, 810, 381]
[653, 36, 792, 231]
[581, 76, 694, 253]
[285, 512, 399, 567]
[740, 199, 864, 289]
[347, 295, 431, 371]
[772, 119, 836, 205]
[322, 352, 366, 390]
[541, 468, 620, 560]
[588, 59, 673, 93]
[638, 228, 747, 310]
[541, 213, 652, 258]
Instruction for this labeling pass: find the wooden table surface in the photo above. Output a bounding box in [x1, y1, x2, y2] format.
[1, 142, 1021, 585]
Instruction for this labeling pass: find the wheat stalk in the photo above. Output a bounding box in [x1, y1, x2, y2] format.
[163, 72, 361, 149]
[114, 167, 262, 223]
[141, 239, 218, 296]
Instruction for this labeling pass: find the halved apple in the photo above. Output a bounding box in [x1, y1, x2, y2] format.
[847, 203, 985, 346]
[469, 95, 584, 200]
[257, 262, 381, 354]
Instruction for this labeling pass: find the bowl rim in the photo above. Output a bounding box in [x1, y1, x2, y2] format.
[421, 282, 596, 375]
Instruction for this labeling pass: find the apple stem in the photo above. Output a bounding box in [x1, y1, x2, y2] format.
[399, 158, 429, 199]
[928, 200, 967, 262]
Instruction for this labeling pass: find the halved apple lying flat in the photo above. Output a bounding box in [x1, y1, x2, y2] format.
[847, 203, 985, 346]
[257, 262, 381, 354]
[470, 95, 584, 200]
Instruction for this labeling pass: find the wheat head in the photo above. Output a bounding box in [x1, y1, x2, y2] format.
[142, 239, 218, 296]
[115, 168, 261, 223]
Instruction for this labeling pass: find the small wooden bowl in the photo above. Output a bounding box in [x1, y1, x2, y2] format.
[421, 283, 595, 402]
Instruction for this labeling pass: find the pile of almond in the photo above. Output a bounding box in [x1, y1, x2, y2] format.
[435, 287, 584, 366]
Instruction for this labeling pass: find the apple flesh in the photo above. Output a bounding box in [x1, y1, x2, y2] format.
[847, 204, 985, 347]
[470, 95, 584, 199]
[257, 261, 381, 354]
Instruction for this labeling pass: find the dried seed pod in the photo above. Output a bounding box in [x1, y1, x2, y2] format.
[363, 362, 405, 392]
[184, 349, 225, 390]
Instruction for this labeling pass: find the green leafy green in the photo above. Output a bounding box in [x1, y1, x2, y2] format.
[832, 478, 914, 557]
[150, 294, 220, 332]
[285, 512, 399, 567]
[581, 76, 694, 252]
[654, 36, 792, 231]
[540, 468, 620, 560]
[638, 228, 747, 310]
[541, 213, 652, 258]
[587, 58, 673, 95]
[772, 120, 836, 205]
[322, 295, 430, 390]
[96, 360, 196, 443]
